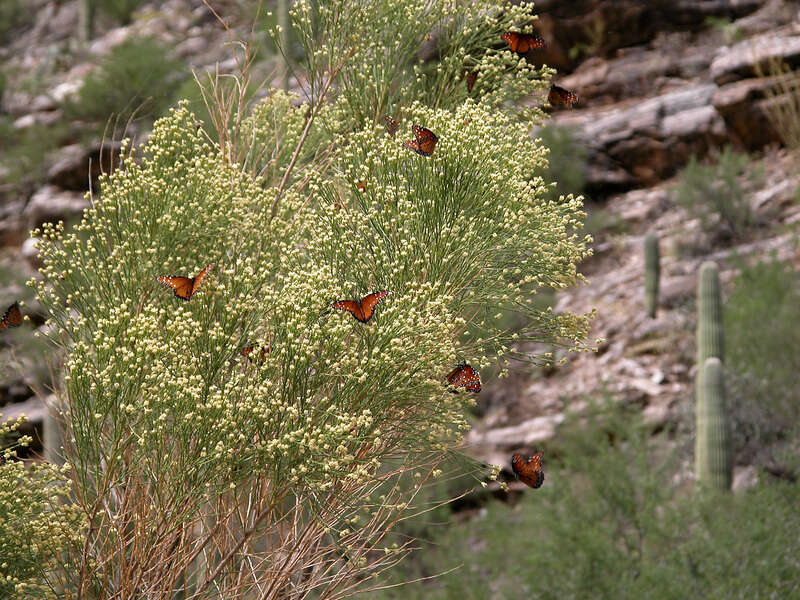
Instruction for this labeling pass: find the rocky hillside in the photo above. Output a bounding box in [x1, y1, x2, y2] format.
[1, 0, 799, 480]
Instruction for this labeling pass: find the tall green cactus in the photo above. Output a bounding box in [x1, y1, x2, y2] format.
[78, 0, 95, 43]
[696, 261, 723, 394]
[644, 233, 660, 318]
[695, 357, 732, 490]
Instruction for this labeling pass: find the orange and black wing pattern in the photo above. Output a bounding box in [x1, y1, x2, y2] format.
[446, 362, 481, 392]
[403, 125, 438, 157]
[511, 452, 544, 489]
[240, 344, 270, 364]
[0, 302, 23, 330]
[156, 263, 215, 301]
[548, 84, 578, 107]
[462, 69, 478, 92]
[502, 31, 545, 53]
[383, 115, 400, 138]
[332, 290, 389, 323]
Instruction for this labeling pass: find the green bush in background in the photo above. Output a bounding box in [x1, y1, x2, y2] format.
[724, 256, 800, 465]
[373, 404, 800, 599]
[673, 146, 760, 244]
[64, 36, 187, 132]
[535, 125, 587, 203]
[93, 0, 144, 25]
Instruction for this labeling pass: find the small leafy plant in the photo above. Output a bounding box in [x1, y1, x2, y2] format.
[64, 36, 187, 133]
[673, 146, 761, 245]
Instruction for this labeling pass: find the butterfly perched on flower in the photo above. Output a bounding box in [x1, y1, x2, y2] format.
[403, 125, 438, 157]
[383, 115, 400, 138]
[240, 344, 270, 364]
[156, 263, 215, 301]
[461, 68, 478, 92]
[0, 302, 23, 330]
[548, 84, 578, 107]
[502, 31, 545, 53]
[511, 452, 544, 488]
[332, 290, 389, 323]
[446, 362, 481, 393]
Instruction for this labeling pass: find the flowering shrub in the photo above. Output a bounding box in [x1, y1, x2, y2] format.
[28, 0, 591, 597]
[0, 417, 84, 599]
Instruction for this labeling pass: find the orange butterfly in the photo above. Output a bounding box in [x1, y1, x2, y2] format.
[0, 302, 23, 330]
[356, 180, 367, 192]
[403, 125, 438, 157]
[511, 452, 544, 488]
[502, 31, 545, 53]
[156, 263, 215, 301]
[446, 362, 481, 393]
[240, 344, 270, 363]
[383, 115, 400, 138]
[461, 69, 478, 92]
[332, 290, 388, 323]
[548, 84, 578, 107]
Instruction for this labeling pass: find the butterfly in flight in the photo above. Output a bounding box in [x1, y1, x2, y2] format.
[240, 344, 270, 364]
[461, 68, 478, 92]
[156, 263, 215, 301]
[511, 452, 545, 489]
[403, 125, 438, 157]
[383, 115, 400, 138]
[0, 302, 23, 330]
[501, 31, 545, 53]
[332, 290, 389, 323]
[548, 84, 579, 107]
[446, 362, 481, 393]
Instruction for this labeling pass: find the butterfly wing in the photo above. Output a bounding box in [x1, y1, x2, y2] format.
[189, 263, 215, 297]
[358, 290, 388, 322]
[502, 31, 544, 53]
[446, 363, 481, 392]
[405, 125, 438, 157]
[156, 275, 194, 300]
[548, 84, 578, 107]
[0, 302, 23, 330]
[241, 344, 269, 363]
[156, 263, 214, 300]
[511, 452, 545, 489]
[332, 299, 366, 322]
[519, 33, 545, 52]
[465, 70, 477, 92]
[383, 115, 400, 138]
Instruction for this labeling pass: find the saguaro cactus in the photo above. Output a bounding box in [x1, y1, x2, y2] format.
[644, 234, 660, 318]
[696, 261, 723, 394]
[695, 357, 732, 490]
[78, 0, 95, 43]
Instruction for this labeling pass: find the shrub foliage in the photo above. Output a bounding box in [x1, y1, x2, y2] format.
[25, 0, 591, 597]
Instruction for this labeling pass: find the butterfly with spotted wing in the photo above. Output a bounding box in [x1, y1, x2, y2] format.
[511, 452, 544, 488]
[403, 125, 438, 157]
[156, 264, 215, 301]
[383, 115, 400, 138]
[0, 302, 23, 330]
[548, 84, 578, 107]
[502, 31, 545, 53]
[332, 290, 389, 323]
[446, 362, 481, 393]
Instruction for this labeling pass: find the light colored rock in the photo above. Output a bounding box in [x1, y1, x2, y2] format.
[470, 413, 565, 448]
[732, 465, 759, 490]
[710, 32, 800, 84]
[1, 396, 46, 426]
[24, 185, 87, 227]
